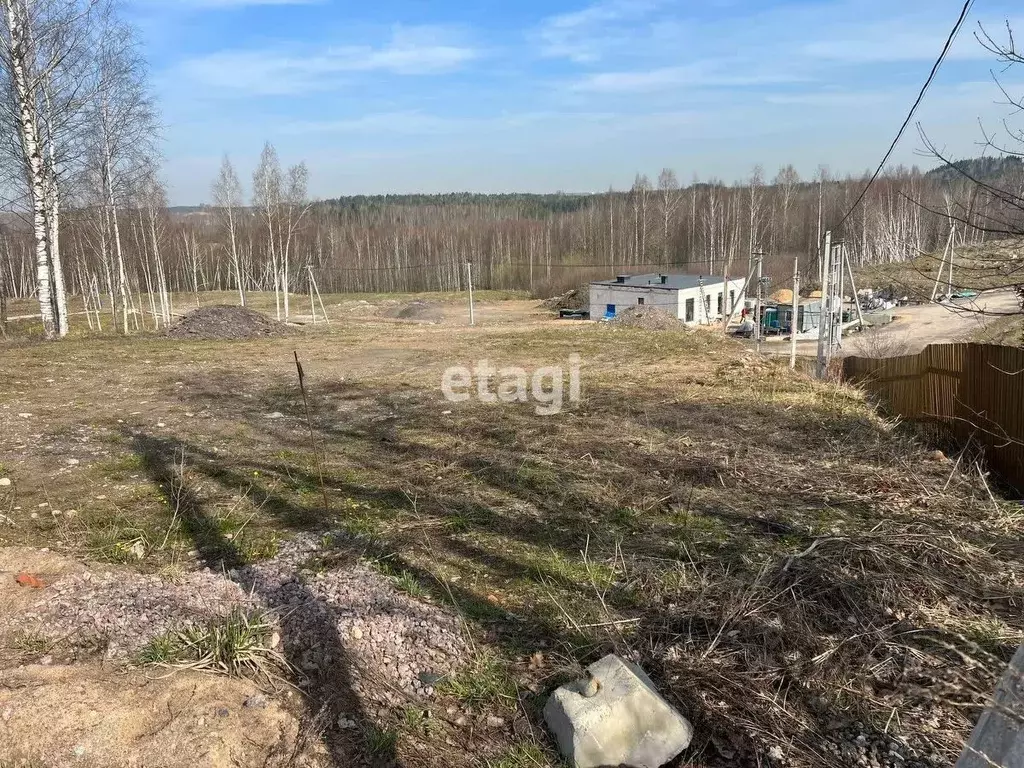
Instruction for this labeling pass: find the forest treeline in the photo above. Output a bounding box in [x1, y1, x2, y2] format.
[0, 2, 1022, 335]
[7, 157, 1019, 323]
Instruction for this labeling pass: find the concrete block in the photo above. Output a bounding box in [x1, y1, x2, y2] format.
[957, 643, 1024, 767]
[543, 654, 693, 768]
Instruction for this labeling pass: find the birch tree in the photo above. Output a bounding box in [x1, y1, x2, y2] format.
[211, 154, 244, 305]
[657, 168, 680, 262]
[85, 8, 156, 333]
[252, 142, 283, 318]
[0, 0, 92, 337]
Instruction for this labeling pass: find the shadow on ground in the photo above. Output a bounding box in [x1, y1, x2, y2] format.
[120, 360, 1024, 767]
[127, 428, 398, 768]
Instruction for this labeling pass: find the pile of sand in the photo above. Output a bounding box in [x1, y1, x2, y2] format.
[167, 306, 286, 340]
[381, 301, 444, 323]
[608, 306, 685, 330]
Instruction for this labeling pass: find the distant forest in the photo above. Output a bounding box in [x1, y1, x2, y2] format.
[5, 155, 1024, 322]
[924, 156, 1023, 185]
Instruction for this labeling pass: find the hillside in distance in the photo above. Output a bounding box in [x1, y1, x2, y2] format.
[924, 155, 1023, 185]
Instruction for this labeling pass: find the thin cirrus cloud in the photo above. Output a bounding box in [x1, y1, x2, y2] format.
[569, 63, 808, 93]
[535, 0, 660, 63]
[178, 26, 478, 95]
[279, 109, 705, 140]
[148, 0, 321, 8]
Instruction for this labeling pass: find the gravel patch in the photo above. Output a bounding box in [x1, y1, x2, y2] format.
[166, 305, 289, 340]
[11, 533, 469, 706]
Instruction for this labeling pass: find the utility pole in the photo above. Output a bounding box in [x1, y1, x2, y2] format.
[837, 242, 846, 347]
[754, 251, 764, 353]
[790, 253, 799, 369]
[466, 260, 475, 326]
[947, 223, 955, 297]
[930, 226, 953, 302]
[816, 231, 832, 378]
[843, 245, 865, 332]
[307, 265, 317, 325]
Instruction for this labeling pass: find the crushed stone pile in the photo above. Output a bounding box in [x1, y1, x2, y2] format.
[381, 301, 444, 324]
[13, 533, 469, 708]
[608, 306, 685, 330]
[241, 534, 467, 704]
[167, 305, 287, 340]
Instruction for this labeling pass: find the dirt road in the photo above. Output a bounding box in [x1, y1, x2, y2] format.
[845, 289, 1020, 355]
[763, 288, 1020, 357]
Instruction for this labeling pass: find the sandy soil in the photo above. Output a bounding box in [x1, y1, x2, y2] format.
[761, 288, 1021, 357]
[0, 548, 323, 768]
[846, 289, 1021, 355]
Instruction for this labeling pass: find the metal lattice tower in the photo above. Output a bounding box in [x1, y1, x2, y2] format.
[817, 233, 845, 377]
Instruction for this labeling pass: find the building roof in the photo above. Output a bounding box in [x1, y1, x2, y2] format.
[591, 273, 741, 290]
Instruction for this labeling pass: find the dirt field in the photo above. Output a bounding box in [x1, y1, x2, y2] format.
[1, 292, 1023, 768]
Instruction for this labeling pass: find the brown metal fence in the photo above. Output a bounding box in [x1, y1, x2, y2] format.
[844, 343, 1024, 492]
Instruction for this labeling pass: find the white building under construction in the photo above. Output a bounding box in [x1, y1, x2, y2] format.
[589, 273, 748, 325]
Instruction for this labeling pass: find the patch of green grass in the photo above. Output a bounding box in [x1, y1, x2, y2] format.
[673, 508, 731, 544]
[87, 523, 150, 563]
[94, 453, 144, 480]
[366, 556, 431, 599]
[137, 633, 179, 665]
[238, 533, 280, 561]
[401, 707, 435, 735]
[517, 545, 616, 591]
[365, 725, 399, 756]
[963, 617, 1016, 654]
[392, 569, 429, 598]
[8, 631, 50, 655]
[136, 607, 282, 678]
[486, 743, 550, 768]
[338, 513, 384, 538]
[437, 653, 517, 707]
[610, 506, 641, 530]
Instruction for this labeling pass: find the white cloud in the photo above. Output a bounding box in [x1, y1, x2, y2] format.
[571, 62, 807, 93]
[134, 0, 321, 8]
[179, 26, 478, 94]
[536, 0, 660, 62]
[277, 108, 706, 140]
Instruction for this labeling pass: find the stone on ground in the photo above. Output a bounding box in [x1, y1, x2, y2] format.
[543, 653, 693, 768]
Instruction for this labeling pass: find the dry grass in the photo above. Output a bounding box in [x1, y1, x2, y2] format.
[968, 313, 1024, 347]
[1, 296, 1022, 766]
[858, 238, 1024, 300]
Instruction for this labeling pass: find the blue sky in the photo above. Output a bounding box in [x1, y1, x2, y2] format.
[127, 0, 1024, 205]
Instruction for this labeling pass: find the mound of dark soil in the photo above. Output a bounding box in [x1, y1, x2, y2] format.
[167, 305, 287, 340]
[382, 301, 444, 323]
[609, 306, 685, 330]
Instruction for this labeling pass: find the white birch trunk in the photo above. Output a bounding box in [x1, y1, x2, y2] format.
[42, 85, 67, 337]
[6, 3, 56, 338]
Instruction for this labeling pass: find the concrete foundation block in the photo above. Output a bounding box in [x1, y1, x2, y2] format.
[543, 653, 693, 768]
[957, 643, 1024, 767]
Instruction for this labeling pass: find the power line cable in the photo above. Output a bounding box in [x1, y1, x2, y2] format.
[837, 0, 975, 231]
[328, 258, 743, 273]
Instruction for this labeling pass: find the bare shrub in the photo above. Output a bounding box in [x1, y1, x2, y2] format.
[850, 327, 913, 358]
